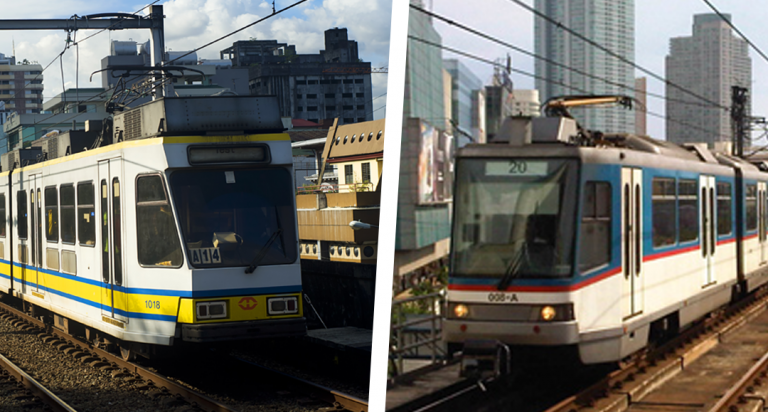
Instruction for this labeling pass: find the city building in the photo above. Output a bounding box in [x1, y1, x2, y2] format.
[294, 118, 384, 328]
[3, 88, 108, 153]
[635, 77, 647, 136]
[485, 84, 514, 139]
[404, 0, 445, 130]
[512, 89, 541, 117]
[101, 40, 250, 109]
[0, 53, 44, 117]
[666, 13, 751, 147]
[444, 59, 484, 145]
[396, 0, 453, 286]
[223, 28, 374, 125]
[534, 0, 635, 133]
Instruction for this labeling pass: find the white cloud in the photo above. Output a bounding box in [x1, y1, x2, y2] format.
[3, 0, 391, 118]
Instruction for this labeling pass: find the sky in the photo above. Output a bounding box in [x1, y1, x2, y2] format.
[432, 0, 768, 142]
[1, 0, 391, 119]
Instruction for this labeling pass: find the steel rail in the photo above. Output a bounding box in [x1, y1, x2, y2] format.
[543, 288, 768, 412]
[0, 350, 77, 412]
[235, 357, 368, 412]
[0, 303, 237, 412]
[708, 348, 768, 411]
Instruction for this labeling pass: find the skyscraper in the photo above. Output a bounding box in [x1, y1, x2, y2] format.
[534, 0, 635, 134]
[666, 14, 751, 147]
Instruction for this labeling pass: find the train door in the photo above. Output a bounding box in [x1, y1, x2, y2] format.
[99, 158, 127, 323]
[760, 182, 768, 264]
[701, 176, 716, 286]
[621, 168, 643, 319]
[31, 174, 42, 295]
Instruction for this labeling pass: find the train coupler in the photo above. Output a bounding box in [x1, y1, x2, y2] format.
[459, 339, 511, 380]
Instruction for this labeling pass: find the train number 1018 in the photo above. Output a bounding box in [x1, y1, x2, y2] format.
[145, 300, 160, 310]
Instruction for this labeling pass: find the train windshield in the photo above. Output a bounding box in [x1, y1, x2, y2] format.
[169, 168, 298, 268]
[451, 158, 578, 279]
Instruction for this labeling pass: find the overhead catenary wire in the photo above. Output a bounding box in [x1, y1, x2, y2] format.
[506, 0, 729, 112]
[408, 34, 732, 141]
[6, 0, 311, 145]
[409, 4, 728, 116]
[700, 0, 768, 67]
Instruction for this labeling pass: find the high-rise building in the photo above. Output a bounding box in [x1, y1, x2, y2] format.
[666, 14, 751, 147]
[0, 53, 44, 116]
[444, 59, 484, 145]
[634, 77, 647, 136]
[404, 0, 445, 129]
[534, 0, 635, 133]
[225, 28, 374, 126]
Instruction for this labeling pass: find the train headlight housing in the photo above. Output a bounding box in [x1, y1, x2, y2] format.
[197, 301, 228, 320]
[532, 304, 574, 322]
[540, 306, 557, 321]
[268, 296, 299, 315]
[454, 304, 469, 318]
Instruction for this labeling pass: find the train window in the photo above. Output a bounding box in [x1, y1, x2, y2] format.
[579, 181, 611, 272]
[17, 191, 27, 239]
[112, 178, 123, 285]
[652, 178, 676, 247]
[0, 194, 5, 238]
[136, 175, 183, 268]
[747, 184, 758, 231]
[44, 187, 58, 242]
[717, 182, 732, 236]
[77, 182, 95, 246]
[678, 180, 698, 243]
[170, 168, 299, 269]
[60, 185, 76, 244]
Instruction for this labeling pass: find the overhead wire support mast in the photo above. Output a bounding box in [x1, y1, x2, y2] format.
[0, 6, 167, 99]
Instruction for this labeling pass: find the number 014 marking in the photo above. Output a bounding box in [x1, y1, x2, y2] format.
[190, 247, 222, 264]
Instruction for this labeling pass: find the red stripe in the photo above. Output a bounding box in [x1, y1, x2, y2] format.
[717, 237, 736, 246]
[744, 233, 759, 241]
[448, 267, 622, 292]
[643, 244, 699, 262]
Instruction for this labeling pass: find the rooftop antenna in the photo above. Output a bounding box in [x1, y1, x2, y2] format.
[272, 0, 276, 13]
[12, 37, 14, 58]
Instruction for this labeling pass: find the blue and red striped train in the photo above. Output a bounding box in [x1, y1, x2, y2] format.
[444, 112, 768, 364]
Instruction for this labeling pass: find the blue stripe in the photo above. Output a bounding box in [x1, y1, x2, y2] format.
[0, 258, 301, 322]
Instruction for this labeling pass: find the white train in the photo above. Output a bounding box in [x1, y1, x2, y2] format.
[444, 113, 768, 366]
[0, 96, 305, 359]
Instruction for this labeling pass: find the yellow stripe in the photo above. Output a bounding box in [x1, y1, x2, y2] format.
[177, 294, 303, 323]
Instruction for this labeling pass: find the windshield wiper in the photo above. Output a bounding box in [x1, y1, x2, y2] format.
[245, 229, 283, 274]
[497, 241, 526, 290]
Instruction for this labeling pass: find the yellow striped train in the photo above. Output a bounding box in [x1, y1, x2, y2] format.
[0, 95, 305, 359]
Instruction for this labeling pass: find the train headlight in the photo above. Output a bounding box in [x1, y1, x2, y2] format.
[454, 304, 469, 318]
[540, 306, 557, 321]
[197, 301, 228, 320]
[268, 296, 299, 315]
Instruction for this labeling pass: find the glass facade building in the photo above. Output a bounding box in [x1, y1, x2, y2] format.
[534, 0, 635, 134]
[443, 59, 483, 146]
[404, 0, 445, 129]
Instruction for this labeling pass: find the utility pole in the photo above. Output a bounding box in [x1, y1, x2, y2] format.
[0, 6, 166, 99]
[731, 86, 749, 158]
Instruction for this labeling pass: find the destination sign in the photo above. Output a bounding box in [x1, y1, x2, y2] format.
[485, 160, 548, 176]
[188, 145, 269, 164]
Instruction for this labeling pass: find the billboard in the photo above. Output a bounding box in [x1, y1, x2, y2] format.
[417, 121, 453, 204]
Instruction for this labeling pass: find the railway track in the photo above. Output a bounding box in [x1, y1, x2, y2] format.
[0, 347, 76, 411]
[0, 298, 368, 412]
[390, 286, 768, 412]
[543, 287, 768, 412]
